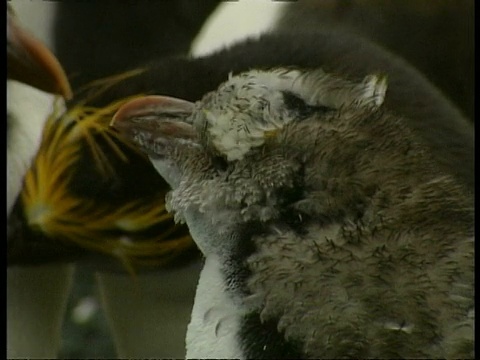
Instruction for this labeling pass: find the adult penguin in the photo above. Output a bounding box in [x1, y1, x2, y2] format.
[7, 4, 72, 213]
[276, 0, 475, 122]
[7, 5, 75, 359]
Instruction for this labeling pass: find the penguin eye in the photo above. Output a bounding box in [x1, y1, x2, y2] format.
[281, 91, 334, 118]
[211, 155, 228, 172]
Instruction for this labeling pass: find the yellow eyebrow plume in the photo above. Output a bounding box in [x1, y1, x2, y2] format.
[21, 91, 194, 274]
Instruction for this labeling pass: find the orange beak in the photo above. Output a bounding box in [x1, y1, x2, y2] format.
[7, 7, 72, 100]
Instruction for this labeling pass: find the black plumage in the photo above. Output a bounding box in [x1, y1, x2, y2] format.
[53, 1, 220, 89]
[276, 0, 474, 121]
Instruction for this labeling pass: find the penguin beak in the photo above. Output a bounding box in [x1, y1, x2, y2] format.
[111, 95, 197, 146]
[7, 9, 72, 100]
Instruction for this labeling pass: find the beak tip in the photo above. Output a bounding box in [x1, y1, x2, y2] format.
[110, 114, 119, 127]
[62, 85, 73, 101]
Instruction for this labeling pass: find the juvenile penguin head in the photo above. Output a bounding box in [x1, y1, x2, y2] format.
[112, 68, 387, 161]
[111, 68, 389, 233]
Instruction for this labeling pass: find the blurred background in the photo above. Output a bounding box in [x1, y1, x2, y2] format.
[9, 0, 473, 358]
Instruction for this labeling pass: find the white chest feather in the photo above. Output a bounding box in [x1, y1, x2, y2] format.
[7, 82, 62, 216]
[186, 255, 246, 359]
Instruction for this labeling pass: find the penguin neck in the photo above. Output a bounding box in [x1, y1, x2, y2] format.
[186, 217, 305, 359]
[186, 254, 245, 359]
[184, 216, 259, 358]
[183, 216, 251, 358]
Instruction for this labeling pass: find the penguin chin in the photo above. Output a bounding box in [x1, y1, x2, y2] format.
[149, 156, 183, 190]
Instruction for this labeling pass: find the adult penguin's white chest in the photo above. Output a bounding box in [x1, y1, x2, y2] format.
[7, 82, 62, 216]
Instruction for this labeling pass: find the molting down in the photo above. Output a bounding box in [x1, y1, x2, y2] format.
[113, 68, 473, 358]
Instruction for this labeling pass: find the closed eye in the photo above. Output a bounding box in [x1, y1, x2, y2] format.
[211, 154, 228, 172]
[282, 91, 334, 119]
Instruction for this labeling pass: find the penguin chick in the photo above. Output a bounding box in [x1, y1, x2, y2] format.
[112, 68, 473, 359]
[7, 4, 72, 99]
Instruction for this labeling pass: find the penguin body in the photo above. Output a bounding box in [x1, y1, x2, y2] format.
[53, 1, 220, 89]
[112, 68, 474, 358]
[7, 6, 77, 359]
